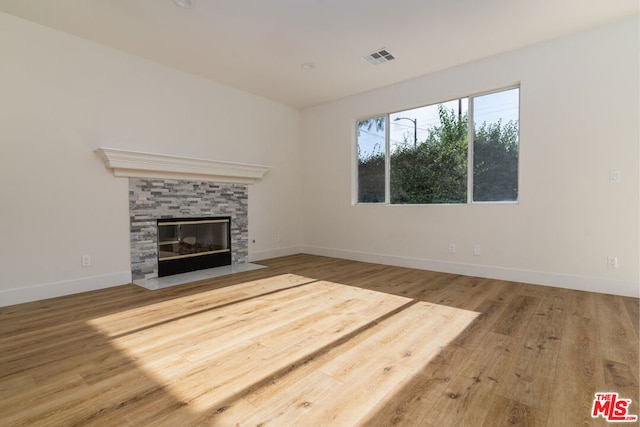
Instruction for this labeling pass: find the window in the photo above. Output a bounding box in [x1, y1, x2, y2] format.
[356, 87, 519, 204]
[356, 116, 386, 203]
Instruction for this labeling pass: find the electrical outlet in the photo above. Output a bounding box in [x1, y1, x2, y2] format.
[82, 254, 91, 267]
[473, 244, 482, 256]
[607, 256, 618, 268]
[448, 243, 456, 254]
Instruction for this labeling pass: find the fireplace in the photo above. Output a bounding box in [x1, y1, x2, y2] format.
[95, 148, 270, 283]
[128, 178, 249, 281]
[157, 217, 231, 277]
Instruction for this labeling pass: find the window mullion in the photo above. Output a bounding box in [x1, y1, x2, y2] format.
[385, 114, 391, 204]
[467, 97, 474, 204]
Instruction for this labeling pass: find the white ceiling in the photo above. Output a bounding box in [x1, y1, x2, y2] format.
[0, 0, 637, 108]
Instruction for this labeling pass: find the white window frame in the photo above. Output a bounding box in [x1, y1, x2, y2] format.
[355, 85, 520, 206]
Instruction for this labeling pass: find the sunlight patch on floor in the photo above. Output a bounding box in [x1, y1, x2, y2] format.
[218, 300, 479, 426]
[87, 276, 478, 424]
[87, 273, 315, 336]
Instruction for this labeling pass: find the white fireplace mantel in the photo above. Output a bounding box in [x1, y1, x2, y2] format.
[95, 148, 271, 184]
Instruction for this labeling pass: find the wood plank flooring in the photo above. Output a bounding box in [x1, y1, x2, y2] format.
[0, 254, 638, 426]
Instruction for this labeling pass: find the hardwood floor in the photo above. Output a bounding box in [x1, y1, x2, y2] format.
[0, 254, 638, 426]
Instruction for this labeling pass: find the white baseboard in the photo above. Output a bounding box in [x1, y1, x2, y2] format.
[0, 271, 132, 307]
[249, 245, 303, 262]
[3, 248, 635, 306]
[301, 246, 639, 298]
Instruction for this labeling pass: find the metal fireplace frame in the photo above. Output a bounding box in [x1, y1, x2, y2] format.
[157, 216, 232, 277]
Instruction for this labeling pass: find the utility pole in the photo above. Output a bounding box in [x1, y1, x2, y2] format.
[394, 117, 417, 148]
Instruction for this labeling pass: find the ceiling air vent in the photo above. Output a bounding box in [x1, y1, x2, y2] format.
[362, 48, 396, 66]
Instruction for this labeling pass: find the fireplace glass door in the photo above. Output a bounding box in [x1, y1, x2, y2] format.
[157, 217, 231, 276]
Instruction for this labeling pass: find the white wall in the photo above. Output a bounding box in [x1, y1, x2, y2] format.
[300, 17, 639, 297]
[0, 12, 302, 305]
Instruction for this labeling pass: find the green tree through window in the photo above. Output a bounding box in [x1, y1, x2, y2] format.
[357, 116, 385, 203]
[391, 105, 468, 204]
[356, 87, 519, 204]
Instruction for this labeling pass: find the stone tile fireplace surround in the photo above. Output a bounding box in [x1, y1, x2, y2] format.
[95, 148, 271, 282]
[129, 178, 248, 280]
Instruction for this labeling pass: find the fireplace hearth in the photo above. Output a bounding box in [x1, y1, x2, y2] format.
[157, 217, 231, 277]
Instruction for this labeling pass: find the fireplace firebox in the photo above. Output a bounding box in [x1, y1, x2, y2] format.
[157, 217, 231, 277]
